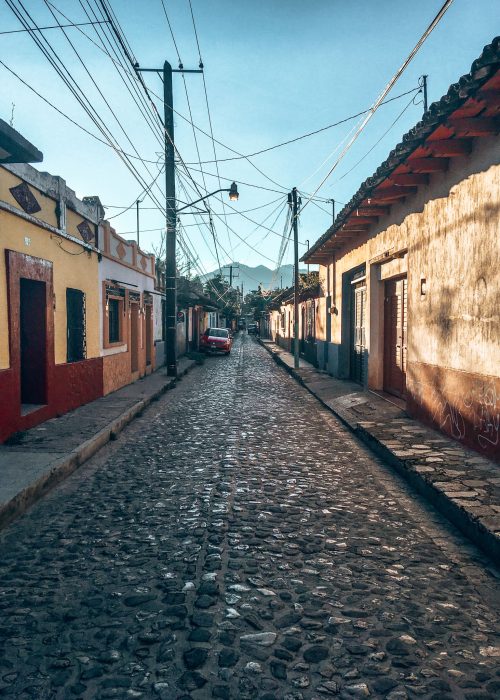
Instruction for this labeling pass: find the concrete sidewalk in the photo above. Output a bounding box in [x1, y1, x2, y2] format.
[260, 338, 500, 564]
[0, 356, 198, 531]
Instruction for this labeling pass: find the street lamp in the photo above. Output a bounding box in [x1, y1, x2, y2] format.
[229, 181, 239, 201]
[176, 183, 239, 213]
[165, 183, 240, 376]
[136, 60, 238, 378]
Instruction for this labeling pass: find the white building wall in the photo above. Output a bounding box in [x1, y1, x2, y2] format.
[98, 255, 155, 357]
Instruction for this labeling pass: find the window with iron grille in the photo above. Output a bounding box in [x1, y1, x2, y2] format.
[66, 288, 86, 362]
[108, 298, 121, 343]
[306, 301, 315, 339]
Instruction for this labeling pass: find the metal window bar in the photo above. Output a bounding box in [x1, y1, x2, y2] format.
[108, 298, 121, 343]
[66, 288, 86, 362]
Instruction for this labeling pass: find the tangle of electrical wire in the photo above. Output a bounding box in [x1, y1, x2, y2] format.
[4, 0, 168, 220]
[299, 0, 455, 215]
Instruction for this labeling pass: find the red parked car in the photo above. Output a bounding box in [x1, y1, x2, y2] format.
[200, 328, 232, 355]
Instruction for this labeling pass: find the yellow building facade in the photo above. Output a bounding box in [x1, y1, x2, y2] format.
[0, 162, 103, 441]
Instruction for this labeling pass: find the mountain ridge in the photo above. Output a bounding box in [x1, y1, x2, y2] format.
[200, 263, 306, 292]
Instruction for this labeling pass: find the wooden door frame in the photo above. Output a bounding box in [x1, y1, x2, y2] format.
[145, 303, 153, 366]
[383, 274, 407, 398]
[6, 250, 54, 415]
[129, 301, 139, 373]
[350, 280, 367, 385]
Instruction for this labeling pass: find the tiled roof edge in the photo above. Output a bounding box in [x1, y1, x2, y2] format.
[304, 36, 500, 261]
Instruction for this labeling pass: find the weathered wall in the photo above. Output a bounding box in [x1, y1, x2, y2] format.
[53, 357, 103, 415]
[100, 289, 153, 396]
[0, 250, 102, 442]
[406, 136, 500, 457]
[0, 166, 100, 368]
[407, 137, 499, 376]
[0, 164, 104, 441]
[98, 224, 155, 394]
[0, 168, 58, 227]
[313, 135, 499, 458]
[408, 364, 499, 460]
[103, 350, 132, 396]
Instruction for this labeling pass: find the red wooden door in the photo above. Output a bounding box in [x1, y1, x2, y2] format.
[384, 276, 407, 398]
[20, 278, 47, 406]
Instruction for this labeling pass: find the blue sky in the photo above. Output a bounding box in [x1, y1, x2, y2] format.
[1, 0, 498, 284]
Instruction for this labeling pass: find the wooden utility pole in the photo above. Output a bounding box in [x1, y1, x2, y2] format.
[137, 61, 202, 376]
[291, 187, 300, 369]
[163, 61, 177, 377]
[223, 263, 239, 287]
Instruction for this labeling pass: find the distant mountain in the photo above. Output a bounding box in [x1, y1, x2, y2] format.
[201, 263, 306, 293]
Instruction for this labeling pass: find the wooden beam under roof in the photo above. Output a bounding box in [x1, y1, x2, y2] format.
[356, 206, 390, 217]
[341, 223, 370, 231]
[337, 233, 366, 240]
[447, 117, 499, 136]
[406, 157, 449, 172]
[389, 173, 429, 186]
[425, 139, 472, 156]
[309, 254, 332, 263]
[368, 186, 416, 201]
[342, 216, 379, 225]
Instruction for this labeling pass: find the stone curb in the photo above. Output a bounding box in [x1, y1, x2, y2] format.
[0, 360, 197, 532]
[259, 339, 499, 565]
[356, 426, 500, 565]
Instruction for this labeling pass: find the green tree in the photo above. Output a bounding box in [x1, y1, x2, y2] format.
[204, 274, 240, 323]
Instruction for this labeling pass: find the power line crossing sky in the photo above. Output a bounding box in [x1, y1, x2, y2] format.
[1, 0, 497, 281]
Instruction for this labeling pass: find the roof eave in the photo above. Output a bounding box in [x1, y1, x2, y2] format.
[304, 36, 500, 263]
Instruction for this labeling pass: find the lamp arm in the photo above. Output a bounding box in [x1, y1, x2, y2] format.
[176, 188, 228, 213]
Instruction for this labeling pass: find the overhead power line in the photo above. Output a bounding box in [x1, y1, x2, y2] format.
[0, 19, 109, 34]
[106, 166, 165, 220]
[334, 92, 420, 183]
[184, 86, 421, 165]
[4, 0, 163, 211]
[40, 0, 164, 205]
[104, 195, 284, 215]
[177, 170, 278, 265]
[0, 58, 165, 164]
[75, 0, 165, 149]
[183, 171, 308, 245]
[157, 0, 222, 271]
[187, 0, 234, 261]
[300, 0, 455, 214]
[47, 0, 164, 144]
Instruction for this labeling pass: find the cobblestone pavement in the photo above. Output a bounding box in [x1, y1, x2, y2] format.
[0, 335, 499, 700]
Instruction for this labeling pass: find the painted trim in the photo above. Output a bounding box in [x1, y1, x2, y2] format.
[0, 199, 97, 253]
[99, 250, 155, 279]
[102, 281, 128, 350]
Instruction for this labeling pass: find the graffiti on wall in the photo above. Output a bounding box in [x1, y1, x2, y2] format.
[410, 375, 499, 456]
[463, 383, 499, 449]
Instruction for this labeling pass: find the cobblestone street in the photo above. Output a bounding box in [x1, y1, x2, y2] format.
[0, 334, 499, 700]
